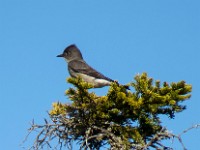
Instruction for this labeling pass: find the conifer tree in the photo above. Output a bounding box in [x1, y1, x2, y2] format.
[25, 73, 192, 150]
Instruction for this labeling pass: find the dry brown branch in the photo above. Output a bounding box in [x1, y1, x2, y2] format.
[22, 114, 200, 150]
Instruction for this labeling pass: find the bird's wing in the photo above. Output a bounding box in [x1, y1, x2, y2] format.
[68, 60, 114, 82]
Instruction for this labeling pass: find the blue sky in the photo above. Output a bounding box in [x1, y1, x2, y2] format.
[0, 0, 200, 149]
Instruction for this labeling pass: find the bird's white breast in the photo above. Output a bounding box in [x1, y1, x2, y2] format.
[76, 73, 111, 88]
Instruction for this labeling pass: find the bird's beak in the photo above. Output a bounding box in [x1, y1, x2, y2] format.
[57, 54, 64, 57]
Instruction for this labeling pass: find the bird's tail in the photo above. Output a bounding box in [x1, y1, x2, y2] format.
[123, 85, 130, 90]
[113, 80, 130, 90]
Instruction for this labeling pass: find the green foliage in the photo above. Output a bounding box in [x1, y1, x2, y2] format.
[49, 73, 192, 149]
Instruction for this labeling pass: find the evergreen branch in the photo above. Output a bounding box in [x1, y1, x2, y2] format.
[22, 73, 194, 150]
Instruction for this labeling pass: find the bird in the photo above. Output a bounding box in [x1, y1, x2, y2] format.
[57, 44, 128, 89]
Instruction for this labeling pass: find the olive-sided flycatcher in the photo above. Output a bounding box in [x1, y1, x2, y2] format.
[57, 44, 128, 89]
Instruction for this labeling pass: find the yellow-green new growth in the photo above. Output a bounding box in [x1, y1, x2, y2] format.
[50, 102, 67, 116]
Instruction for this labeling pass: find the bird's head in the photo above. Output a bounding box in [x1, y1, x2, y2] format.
[57, 44, 83, 62]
